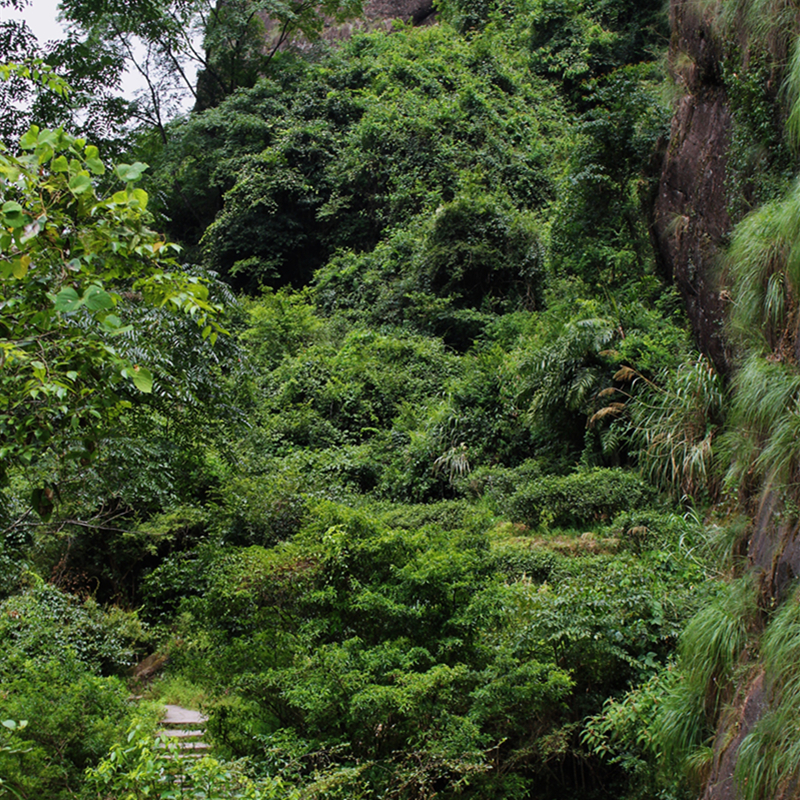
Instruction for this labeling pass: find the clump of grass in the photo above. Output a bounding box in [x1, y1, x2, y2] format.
[735, 584, 800, 800]
[657, 577, 757, 777]
[146, 674, 209, 709]
[629, 356, 724, 501]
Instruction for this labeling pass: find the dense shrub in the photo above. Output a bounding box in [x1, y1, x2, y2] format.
[0, 586, 146, 799]
[154, 24, 569, 293]
[507, 467, 657, 528]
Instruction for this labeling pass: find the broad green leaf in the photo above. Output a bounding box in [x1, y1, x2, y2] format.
[2, 201, 26, 229]
[131, 365, 153, 393]
[11, 254, 30, 279]
[84, 145, 105, 175]
[53, 286, 82, 313]
[36, 144, 54, 164]
[19, 126, 39, 149]
[115, 162, 147, 182]
[102, 314, 123, 329]
[84, 285, 115, 312]
[37, 129, 59, 148]
[86, 156, 105, 175]
[52, 155, 69, 172]
[130, 187, 149, 210]
[68, 173, 92, 195]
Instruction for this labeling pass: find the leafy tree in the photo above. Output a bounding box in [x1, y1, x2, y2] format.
[0, 4, 139, 156]
[0, 78, 223, 492]
[0, 0, 41, 142]
[59, 0, 363, 141]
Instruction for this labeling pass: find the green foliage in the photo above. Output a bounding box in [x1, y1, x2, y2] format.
[734, 582, 800, 800]
[550, 62, 670, 287]
[505, 294, 691, 468]
[582, 667, 676, 798]
[723, 53, 795, 220]
[242, 288, 323, 369]
[629, 355, 725, 501]
[0, 585, 148, 799]
[87, 723, 297, 799]
[0, 5, 722, 800]
[58, 0, 363, 138]
[507, 467, 656, 528]
[180, 24, 568, 291]
[255, 321, 458, 448]
[151, 495, 706, 799]
[145, 75, 295, 251]
[523, 0, 667, 93]
[435, 0, 668, 87]
[725, 177, 800, 350]
[313, 221, 520, 347]
[0, 42, 137, 154]
[216, 471, 309, 547]
[656, 578, 756, 783]
[690, 0, 800, 67]
[0, 121, 223, 482]
[611, 508, 700, 556]
[512, 314, 618, 444]
[0, 584, 145, 674]
[720, 170, 800, 501]
[417, 190, 547, 312]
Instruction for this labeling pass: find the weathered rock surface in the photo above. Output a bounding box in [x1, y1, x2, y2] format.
[363, 0, 435, 25]
[702, 671, 766, 800]
[133, 652, 169, 681]
[750, 492, 800, 604]
[264, 0, 436, 53]
[658, 6, 800, 797]
[653, 0, 732, 373]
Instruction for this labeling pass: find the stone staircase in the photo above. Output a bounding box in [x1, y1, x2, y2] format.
[159, 704, 210, 760]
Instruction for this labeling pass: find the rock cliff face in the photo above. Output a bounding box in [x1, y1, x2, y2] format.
[659, 5, 800, 798]
[653, 0, 732, 374]
[701, 498, 800, 800]
[266, 0, 436, 51]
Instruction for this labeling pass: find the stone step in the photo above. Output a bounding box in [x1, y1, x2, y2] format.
[157, 741, 211, 751]
[158, 704, 211, 762]
[162, 704, 208, 726]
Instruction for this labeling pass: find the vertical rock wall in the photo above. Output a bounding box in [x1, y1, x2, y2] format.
[654, 0, 732, 373]
[657, 7, 800, 799]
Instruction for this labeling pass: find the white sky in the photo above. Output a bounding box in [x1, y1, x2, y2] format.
[8, 0, 63, 43]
